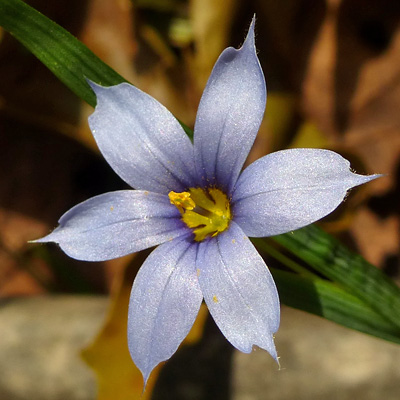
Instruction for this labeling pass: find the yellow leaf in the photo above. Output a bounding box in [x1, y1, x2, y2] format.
[290, 120, 329, 149]
[265, 93, 297, 151]
[81, 254, 155, 399]
[190, 0, 238, 91]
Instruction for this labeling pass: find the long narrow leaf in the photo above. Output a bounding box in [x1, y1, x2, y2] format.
[273, 225, 400, 330]
[272, 268, 400, 344]
[0, 0, 126, 107]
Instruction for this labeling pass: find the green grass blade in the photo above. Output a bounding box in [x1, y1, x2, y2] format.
[273, 225, 400, 330]
[272, 268, 400, 344]
[0, 0, 126, 107]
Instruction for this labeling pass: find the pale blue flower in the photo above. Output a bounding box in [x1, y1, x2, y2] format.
[36, 19, 379, 383]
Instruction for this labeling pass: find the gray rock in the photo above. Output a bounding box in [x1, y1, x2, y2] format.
[233, 306, 400, 400]
[0, 296, 108, 400]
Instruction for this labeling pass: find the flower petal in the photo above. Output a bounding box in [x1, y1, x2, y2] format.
[197, 222, 280, 359]
[88, 82, 196, 194]
[128, 237, 202, 385]
[233, 149, 382, 237]
[193, 18, 266, 194]
[35, 190, 188, 261]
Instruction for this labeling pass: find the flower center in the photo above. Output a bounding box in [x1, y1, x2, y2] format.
[168, 188, 232, 242]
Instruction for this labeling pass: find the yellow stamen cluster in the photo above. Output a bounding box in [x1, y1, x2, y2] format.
[168, 191, 195, 213]
[169, 187, 232, 242]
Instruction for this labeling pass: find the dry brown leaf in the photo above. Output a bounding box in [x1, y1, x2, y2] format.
[300, 0, 400, 268]
[302, 0, 400, 175]
[190, 0, 238, 92]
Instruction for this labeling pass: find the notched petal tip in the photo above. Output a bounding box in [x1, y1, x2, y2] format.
[242, 15, 256, 49]
[31, 191, 189, 262]
[86, 79, 127, 93]
[85, 78, 98, 90]
[219, 15, 256, 56]
[268, 338, 279, 363]
[233, 149, 383, 237]
[128, 239, 202, 387]
[233, 15, 258, 61]
[29, 229, 60, 244]
[87, 80, 125, 98]
[27, 237, 43, 244]
[193, 17, 266, 193]
[244, 333, 279, 364]
[197, 223, 280, 361]
[140, 371, 151, 392]
[85, 79, 109, 98]
[342, 171, 383, 194]
[350, 172, 383, 186]
[88, 81, 197, 193]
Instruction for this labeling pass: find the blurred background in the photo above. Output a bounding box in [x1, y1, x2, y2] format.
[0, 0, 399, 399]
